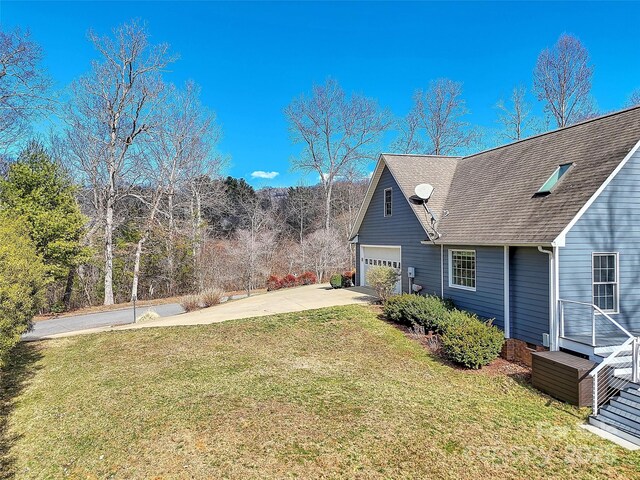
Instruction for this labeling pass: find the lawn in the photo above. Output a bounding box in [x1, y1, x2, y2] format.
[2, 305, 639, 479]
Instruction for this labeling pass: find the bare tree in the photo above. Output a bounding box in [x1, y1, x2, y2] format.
[495, 86, 536, 141]
[148, 81, 223, 297]
[0, 28, 53, 150]
[391, 109, 425, 154]
[627, 89, 640, 107]
[533, 33, 594, 128]
[230, 227, 277, 297]
[65, 21, 176, 305]
[409, 78, 478, 155]
[302, 227, 350, 282]
[285, 78, 392, 230]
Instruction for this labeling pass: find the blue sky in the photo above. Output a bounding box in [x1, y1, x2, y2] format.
[2, 1, 639, 187]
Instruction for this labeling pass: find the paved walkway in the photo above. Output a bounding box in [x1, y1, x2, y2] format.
[34, 285, 377, 339]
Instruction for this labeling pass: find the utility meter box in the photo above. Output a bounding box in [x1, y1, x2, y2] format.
[407, 266, 415, 278]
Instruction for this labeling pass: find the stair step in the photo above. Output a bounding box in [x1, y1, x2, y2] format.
[599, 408, 640, 433]
[595, 345, 632, 355]
[590, 415, 640, 446]
[604, 356, 634, 366]
[614, 367, 633, 376]
[621, 388, 640, 403]
[602, 404, 640, 428]
[611, 397, 640, 417]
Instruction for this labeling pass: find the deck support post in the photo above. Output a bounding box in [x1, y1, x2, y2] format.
[592, 375, 599, 415]
[633, 338, 640, 384]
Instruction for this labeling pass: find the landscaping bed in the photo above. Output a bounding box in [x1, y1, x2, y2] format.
[2, 305, 639, 479]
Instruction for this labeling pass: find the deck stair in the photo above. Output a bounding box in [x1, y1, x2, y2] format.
[590, 385, 640, 446]
[589, 337, 640, 445]
[558, 299, 640, 445]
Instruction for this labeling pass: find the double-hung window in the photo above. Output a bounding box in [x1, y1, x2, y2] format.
[449, 249, 476, 291]
[384, 188, 392, 217]
[593, 253, 618, 312]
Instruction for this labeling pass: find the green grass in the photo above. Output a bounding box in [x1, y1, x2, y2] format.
[2, 305, 640, 479]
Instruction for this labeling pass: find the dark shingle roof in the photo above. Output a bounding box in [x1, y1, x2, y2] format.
[436, 106, 640, 244]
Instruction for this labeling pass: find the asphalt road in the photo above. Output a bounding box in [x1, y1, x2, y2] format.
[22, 303, 185, 341]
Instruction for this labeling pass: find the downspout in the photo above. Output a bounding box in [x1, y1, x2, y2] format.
[440, 244, 444, 298]
[503, 246, 510, 339]
[538, 246, 557, 351]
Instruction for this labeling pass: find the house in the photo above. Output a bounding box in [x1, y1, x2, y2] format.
[349, 106, 640, 445]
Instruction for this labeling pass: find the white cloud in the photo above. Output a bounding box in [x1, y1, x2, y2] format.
[251, 170, 279, 180]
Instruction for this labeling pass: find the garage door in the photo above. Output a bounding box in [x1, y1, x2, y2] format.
[360, 245, 402, 294]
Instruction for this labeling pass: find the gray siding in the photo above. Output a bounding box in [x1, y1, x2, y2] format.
[510, 247, 550, 345]
[355, 167, 552, 346]
[560, 149, 640, 334]
[356, 166, 441, 295]
[443, 246, 505, 329]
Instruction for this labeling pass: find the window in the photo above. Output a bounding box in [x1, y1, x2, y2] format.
[537, 163, 573, 194]
[384, 188, 392, 216]
[593, 253, 618, 312]
[449, 250, 476, 291]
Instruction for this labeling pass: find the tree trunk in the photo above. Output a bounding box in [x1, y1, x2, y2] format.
[103, 189, 115, 305]
[63, 267, 75, 310]
[167, 191, 175, 295]
[191, 187, 204, 291]
[324, 182, 333, 230]
[130, 191, 162, 302]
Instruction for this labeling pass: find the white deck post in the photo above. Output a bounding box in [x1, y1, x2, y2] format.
[593, 375, 599, 416]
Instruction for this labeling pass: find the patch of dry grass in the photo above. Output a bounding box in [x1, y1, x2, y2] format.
[2, 305, 640, 479]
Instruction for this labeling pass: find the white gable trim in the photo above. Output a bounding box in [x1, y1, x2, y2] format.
[553, 137, 640, 247]
[349, 155, 430, 240]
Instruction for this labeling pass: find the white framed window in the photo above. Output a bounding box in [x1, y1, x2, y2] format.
[384, 188, 392, 217]
[449, 249, 476, 291]
[593, 253, 619, 313]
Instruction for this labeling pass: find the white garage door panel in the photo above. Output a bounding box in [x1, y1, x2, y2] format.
[360, 245, 402, 294]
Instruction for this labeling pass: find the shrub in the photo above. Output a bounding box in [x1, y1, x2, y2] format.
[382, 294, 452, 331]
[299, 271, 317, 285]
[181, 294, 201, 312]
[266, 275, 282, 291]
[0, 218, 47, 367]
[281, 274, 298, 288]
[200, 287, 224, 308]
[50, 301, 66, 314]
[365, 266, 399, 302]
[330, 274, 343, 289]
[342, 271, 355, 288]
[441, 316, 504, 369]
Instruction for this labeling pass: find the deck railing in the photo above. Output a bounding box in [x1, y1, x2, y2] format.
[558, 299, 639, 415]
[558, 299, 633, 347]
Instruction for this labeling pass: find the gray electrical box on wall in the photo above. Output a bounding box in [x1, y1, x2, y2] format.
[407, 267, 415, 278]
[542, 333, 550, 348]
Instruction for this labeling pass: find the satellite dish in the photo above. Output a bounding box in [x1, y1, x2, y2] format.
[414, 183, 434, 201]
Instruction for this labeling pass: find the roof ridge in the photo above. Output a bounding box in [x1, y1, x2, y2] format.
[461, 104, 640, 161]
[381, 152, 462, 159]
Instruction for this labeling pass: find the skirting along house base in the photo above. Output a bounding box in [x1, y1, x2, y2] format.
[350, 106, 640, 446]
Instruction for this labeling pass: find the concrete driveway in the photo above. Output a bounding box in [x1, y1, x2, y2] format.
[38, 284, 377, 339]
